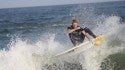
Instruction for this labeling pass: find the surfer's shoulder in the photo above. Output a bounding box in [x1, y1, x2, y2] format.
[67, 25, 73, 29]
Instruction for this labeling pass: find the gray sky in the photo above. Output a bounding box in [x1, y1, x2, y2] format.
[0, 0, 121, 9]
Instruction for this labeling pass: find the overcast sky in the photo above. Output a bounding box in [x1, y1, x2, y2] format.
[0, 0, 121, 9]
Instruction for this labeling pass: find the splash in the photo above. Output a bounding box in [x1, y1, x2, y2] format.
[94, 15, 121, 35]
[78, 15, 125, 70]
[0, 34, 64, 70]
[0, 38, 35, 70]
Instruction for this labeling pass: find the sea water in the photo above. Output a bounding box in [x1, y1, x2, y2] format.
[0, 1, 125, 70]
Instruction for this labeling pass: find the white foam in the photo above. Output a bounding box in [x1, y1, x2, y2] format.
[0, 39, 35, 70]
[79, 15, 125, 70]
[0, 35, 65, 70]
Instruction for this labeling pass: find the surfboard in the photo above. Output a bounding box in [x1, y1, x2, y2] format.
[55, 35, 105, 58]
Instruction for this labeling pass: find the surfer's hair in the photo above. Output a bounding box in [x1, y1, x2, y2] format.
[72, 19, 78, 24]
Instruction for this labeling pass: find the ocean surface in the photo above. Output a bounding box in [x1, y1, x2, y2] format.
[0, 1, 125, 70]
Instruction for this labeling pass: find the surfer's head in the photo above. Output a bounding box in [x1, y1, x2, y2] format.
[72, 19, 79, 28]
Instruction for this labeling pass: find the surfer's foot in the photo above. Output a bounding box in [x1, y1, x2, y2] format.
[95, 35, 100, 38]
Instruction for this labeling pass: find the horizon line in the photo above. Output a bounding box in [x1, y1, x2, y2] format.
[0, 0, 122, 10]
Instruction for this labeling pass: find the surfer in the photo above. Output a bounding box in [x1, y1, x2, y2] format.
[67, 19, 97, 46]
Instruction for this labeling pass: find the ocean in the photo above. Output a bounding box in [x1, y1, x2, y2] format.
[0, 1, 125, 70]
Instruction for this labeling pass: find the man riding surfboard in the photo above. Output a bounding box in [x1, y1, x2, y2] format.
[67, 19, 97, 46]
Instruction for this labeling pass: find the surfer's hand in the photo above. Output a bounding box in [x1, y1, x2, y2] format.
[90, 40, 94, 44]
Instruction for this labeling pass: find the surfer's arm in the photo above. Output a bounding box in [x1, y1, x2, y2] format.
[67, 29, 75, 33]
[67, 27, 80, 34]
[82, 31, 93, 44]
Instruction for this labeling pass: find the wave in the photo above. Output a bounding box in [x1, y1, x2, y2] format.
[0, 15, 125, 70]
[0, 3, 125, 70]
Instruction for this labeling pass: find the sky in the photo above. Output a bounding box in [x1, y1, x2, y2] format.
[0, 0, 122, 9]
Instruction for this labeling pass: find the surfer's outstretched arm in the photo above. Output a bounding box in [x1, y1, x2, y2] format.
[67, 27, 80, 34]
[82, 31, 93, 44]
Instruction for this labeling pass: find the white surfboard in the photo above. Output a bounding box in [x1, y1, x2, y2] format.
[55, 35, 105, 58]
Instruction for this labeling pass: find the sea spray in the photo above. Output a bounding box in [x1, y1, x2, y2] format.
[0, 38, 35, 70]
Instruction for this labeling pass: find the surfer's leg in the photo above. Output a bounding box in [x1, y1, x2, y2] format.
[74, 40, 83, 46]
[70, 37, 83, 46]
[71, 40, 81, 46]
[71, 39, 77, 46]
[84, 27, 96, 38]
